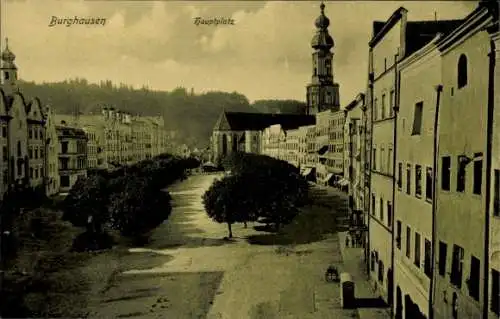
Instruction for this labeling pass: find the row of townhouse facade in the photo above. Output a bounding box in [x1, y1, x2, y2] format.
[0, 39, 173, 199]
[55, 108, 170, 171]
[348, 3, 500, 319]
[0, 39, 88, 198]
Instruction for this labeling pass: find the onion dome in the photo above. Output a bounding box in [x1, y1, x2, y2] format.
[1, 38, 15, 62]
[311, 2, 334, 50]
[315, 2, 330, 29]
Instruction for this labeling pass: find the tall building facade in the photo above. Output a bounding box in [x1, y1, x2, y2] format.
[432, 4, 498, 319]
[306, 2, 340, 115]
[394, 34, 442, 319]
[489, 26, 500, 319]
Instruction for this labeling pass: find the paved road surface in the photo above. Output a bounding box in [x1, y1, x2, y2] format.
[86, 173, 383, 319]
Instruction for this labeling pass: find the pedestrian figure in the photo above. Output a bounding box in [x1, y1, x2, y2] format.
[345, 235, 350, 247]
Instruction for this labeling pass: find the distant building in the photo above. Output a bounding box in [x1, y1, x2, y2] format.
[315, 109, 344, 185]
[211, 111, 315, 164]
[56, 123, 88, 193]
[343, 93, 365, 214]
[55, 108, 169, 169]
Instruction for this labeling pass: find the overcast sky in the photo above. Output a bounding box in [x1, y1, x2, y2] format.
[3, 0, 477, 105]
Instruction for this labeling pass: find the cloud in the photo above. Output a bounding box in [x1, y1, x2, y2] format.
[4, 0, 477, 104]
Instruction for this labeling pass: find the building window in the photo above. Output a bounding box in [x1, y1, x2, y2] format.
[397, 162, 402, 189]
[442, 156, 451, 191]
[424, 239, 432, 278]
[1, 126, 6, 137]
[380, 147, 385, 173]
[457, 156, 466, 192]
[473, 159, 482, 195]
[415, 165, 422, 197]
[34, 129, 38, 139]
[468, 256, 480, 301]
[406, 226, 411, 258]
[371, 252, 376, 271]
[387, 202, 392, 227]
[2, 146, 6, 161]
[372, 194, 376, 216]
[406, 164, 411, 195]
[494, 169, 500, 216]
[62, 141, 68, 154]
[450, 244, 464, 288]
[396, 220, 402, 249]
[60, 175, 70, 187]
[379, 198, 384, 221]
[492, 269, 500, 315]
[29, 148, 32, 159]
[29, 128, 32, 139]
[34, 148, 38, 159]
[414, 232, 421, 268]
[381, 94, 386, 119]
[439, 242, 447, 277]
[34, 168, 38, 179]
[411, 102, 423, 135]
[457, 54, 468, 89]
[388, 147, 393, 174]
[373, 148, 377, 170]
[17, 141, 21, 157]
[374, 98, 378, 121]
[389, 90, 395, 116]
[29, 167, 33, 178]
[426, 167, 433, 200]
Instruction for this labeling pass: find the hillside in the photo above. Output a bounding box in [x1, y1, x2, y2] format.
[17, 79, 306, 148]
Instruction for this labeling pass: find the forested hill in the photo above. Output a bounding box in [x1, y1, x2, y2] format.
[17, 79, 306, 148]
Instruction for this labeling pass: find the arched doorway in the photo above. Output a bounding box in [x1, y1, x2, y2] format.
[387, 268, 393, 306]
[222, 134, 227, 156]
[395, 286, 402, 319]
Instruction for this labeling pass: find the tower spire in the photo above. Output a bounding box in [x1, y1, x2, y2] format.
[306, 1, 340, 115]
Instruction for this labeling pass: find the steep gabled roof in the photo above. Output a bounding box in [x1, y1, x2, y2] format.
[405, 19, 464, 57]
[369, 6, 465, 57]
[214, 111, 316, 132]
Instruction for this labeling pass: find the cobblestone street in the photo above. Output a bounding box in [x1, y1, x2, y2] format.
[86, 174, 389, 319]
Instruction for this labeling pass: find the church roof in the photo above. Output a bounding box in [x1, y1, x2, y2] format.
[214, 111, 316, 132]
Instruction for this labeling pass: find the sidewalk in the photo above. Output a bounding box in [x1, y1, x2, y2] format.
[338, 231, 391, 319]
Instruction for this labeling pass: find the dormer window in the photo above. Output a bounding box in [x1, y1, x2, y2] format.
[458, 54, 468, 89]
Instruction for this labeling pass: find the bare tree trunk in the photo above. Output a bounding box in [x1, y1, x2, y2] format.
[227, 222, 233, 238]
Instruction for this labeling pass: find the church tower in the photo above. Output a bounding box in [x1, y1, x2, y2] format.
[1, 38, 19, 95]
[306, 2, 340, 115]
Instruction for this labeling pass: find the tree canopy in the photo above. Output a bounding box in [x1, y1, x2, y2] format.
[203, 153, 309, 238]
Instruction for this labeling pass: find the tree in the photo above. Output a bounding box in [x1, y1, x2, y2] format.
[203, 177, 241, 238]
[62, 174, 109, 234]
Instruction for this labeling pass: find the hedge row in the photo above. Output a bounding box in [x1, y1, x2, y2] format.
[203, 153, 309, 238]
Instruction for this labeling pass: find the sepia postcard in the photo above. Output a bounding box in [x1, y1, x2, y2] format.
[0, 0, 499, 319]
